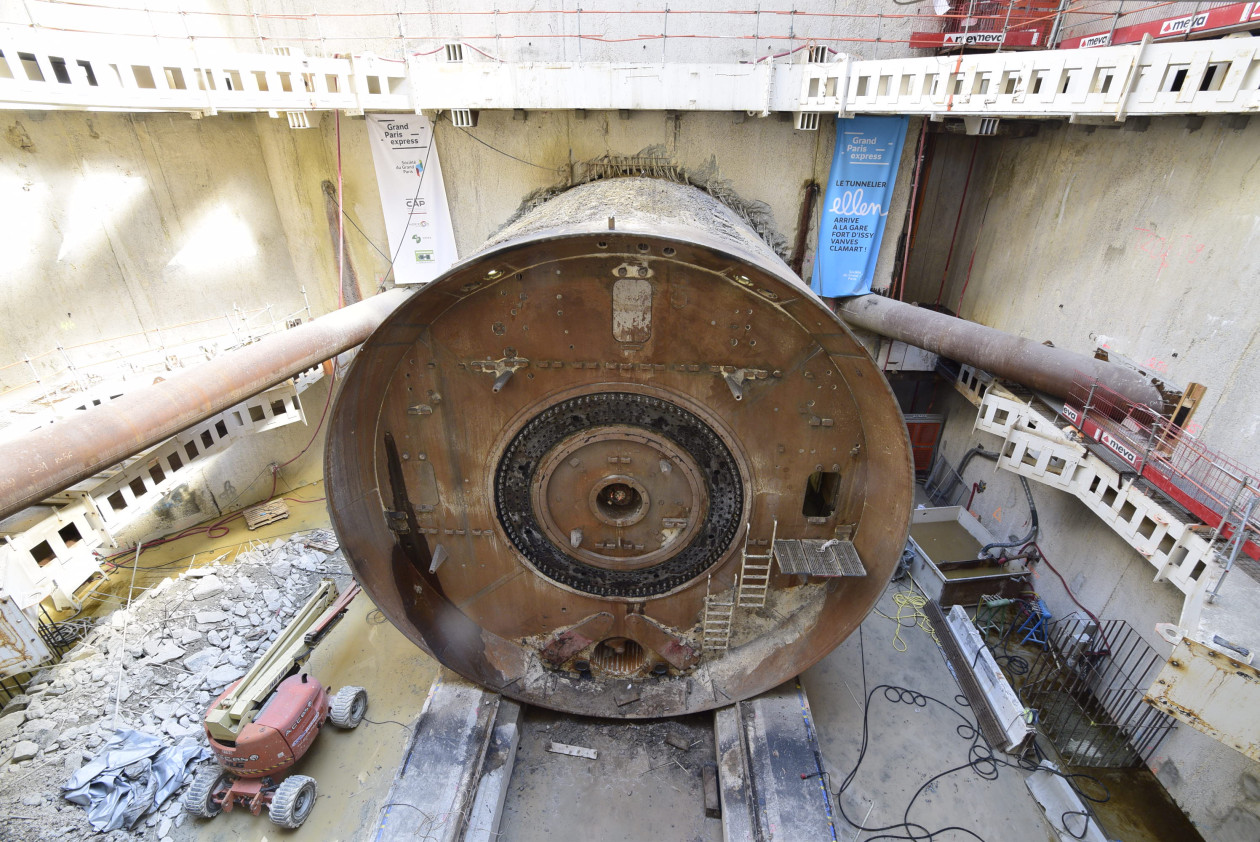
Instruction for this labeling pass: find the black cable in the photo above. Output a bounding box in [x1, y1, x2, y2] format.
[324, 191, 393, 264]
[979, 474, 1039, 556]
[362, 717, 412, 729]
[1063, 810, 1093, 840]
[437, 112, 558, 171]
[957, 445, 1040, 557]
[832, 662, 1110, 842]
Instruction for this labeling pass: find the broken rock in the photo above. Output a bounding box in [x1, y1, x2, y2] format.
[0, 713, 24, 743]
[2, 693, 31, 713]
[190, 575, 225, 601]
[11, 740, 39, 762]
[175, 628, 202, 645]
[205, 664, 245, 688]
[148, 642, 186, 666]
[184, 649, 221, 674]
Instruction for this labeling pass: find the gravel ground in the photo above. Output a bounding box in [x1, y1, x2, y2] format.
[0, 531, 350, 842]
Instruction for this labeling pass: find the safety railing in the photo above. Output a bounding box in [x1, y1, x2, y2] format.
[0, 29, 409, 115]
[1063, 374, 1260, 559]
[826, 35, 1260, 118]
[3, 20, 1259, 119]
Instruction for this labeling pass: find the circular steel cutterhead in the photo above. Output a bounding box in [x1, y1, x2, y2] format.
[325, 178, 913, 718]
[500, 391, 742, 597]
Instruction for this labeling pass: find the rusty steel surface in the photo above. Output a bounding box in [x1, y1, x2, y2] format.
[326, 179, 914, 718]
[1, 593, 52, 676]
[0, 288, 410, 522]
[836, 294, 1166, 411]
[1146, 631, 1260, 761]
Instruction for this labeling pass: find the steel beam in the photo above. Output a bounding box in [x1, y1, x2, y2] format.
[836, 294, 1165, 411]
[0, 288, 411, 522]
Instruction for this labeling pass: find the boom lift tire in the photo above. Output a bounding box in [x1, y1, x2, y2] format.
[269, 774, 318, 829]
[328, 685, 368, 728]
[184, 765, 229, 817]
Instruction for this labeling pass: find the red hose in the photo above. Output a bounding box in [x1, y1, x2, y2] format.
[1021, 541, 1111, 654]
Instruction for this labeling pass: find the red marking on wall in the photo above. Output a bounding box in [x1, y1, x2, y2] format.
[1134, 227, 1206, 283]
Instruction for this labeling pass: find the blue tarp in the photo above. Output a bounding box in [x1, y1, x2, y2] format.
[811, 115, 910, 298]
[63, 729, 208, 831]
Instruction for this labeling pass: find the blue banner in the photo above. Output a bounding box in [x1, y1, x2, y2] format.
[811, 115, 909, 298]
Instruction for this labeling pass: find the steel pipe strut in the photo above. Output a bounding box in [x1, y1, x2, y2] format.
[0, 288, 412, 522]
[836, 294, 1165, 411]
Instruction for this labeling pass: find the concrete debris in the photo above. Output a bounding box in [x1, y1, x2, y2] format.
[3, 693, 31, 712]
[65, 646, 100, 663]
[205, 664, 246, 688]
[148, 642, 185, 666]
[11, 740, 40, 762]
[182, 649, 220, 674]
[0, 531, 350, 842]
[0, 715, 24, 744]
[174, 629, 201, 646]
[189, 574, 225, 601]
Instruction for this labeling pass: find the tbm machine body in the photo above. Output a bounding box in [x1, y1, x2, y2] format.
[326, 178, 915, 718]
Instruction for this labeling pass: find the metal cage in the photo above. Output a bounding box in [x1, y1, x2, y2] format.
[1021, 617, 1175, 768]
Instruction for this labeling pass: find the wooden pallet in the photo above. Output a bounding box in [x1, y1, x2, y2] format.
[302, 529, 340, 553]
[243, 498, 289, 530]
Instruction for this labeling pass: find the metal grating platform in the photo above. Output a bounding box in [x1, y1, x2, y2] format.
[773, 539, 866, 577]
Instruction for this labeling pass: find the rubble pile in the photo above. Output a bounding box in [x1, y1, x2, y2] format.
[0, 531, 349, 842]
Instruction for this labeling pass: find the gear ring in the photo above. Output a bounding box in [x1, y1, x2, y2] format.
[495, 392, 744, 598]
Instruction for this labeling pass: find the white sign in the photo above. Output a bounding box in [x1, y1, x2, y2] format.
[1080, 33, 1112, 48]
[943, 32, 1005, 46]
[366, 114, 457, 286]
[1159, 13, 1209, 36]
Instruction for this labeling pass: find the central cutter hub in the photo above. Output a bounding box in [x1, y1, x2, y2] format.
[495, 391, 744, 598]
[532, 426, 706, 570]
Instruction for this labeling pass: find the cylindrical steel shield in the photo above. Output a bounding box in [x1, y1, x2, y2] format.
[326, 178, 913, 717]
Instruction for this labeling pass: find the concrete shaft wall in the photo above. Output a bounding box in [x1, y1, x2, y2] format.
[908, 116, 1260, 840]
[0, 108, 379, 540]
[0, 105, 853, 543]
[906, 119, 1260, 451]
[16, 0, 930, 62]
[0, 108, 849, 377]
